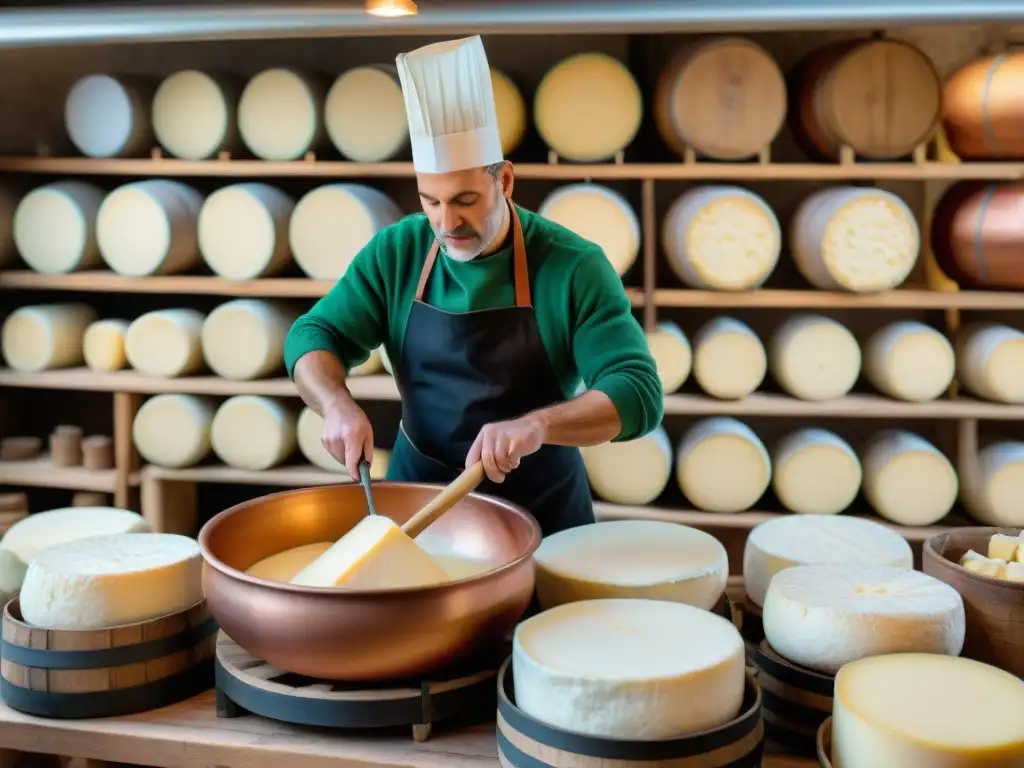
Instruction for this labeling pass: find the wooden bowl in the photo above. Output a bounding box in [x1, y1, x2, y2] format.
[817, 717, 833, 767]
[198, 482, 541, 681]
[923, 526, 1024, 677]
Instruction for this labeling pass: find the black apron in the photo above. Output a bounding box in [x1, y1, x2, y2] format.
[385, 203, 595, 537]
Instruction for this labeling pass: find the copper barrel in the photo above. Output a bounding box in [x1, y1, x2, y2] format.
[198, 482, 541, 681]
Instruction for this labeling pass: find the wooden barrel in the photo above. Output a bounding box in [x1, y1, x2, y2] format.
[497, 658, 764, 766]
[931, 181, 1024, 289]
[753, 641, 834, 755]
[792, 38, 941, 160]
[944, 53, 1024, 160]
[817, 718, 834, 768]
[0, 597, 217, 718]
[654, 38, 786, 160]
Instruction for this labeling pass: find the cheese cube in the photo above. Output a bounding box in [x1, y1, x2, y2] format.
[1004, 561, 1024, 583]
[988, 533, 1019, 562]
[960, 550, 1005, 577]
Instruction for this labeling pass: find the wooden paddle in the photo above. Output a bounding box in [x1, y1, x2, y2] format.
[401, 461, 486, 538]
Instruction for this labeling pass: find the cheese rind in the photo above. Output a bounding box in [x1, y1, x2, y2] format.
[152, 70, 238, 160]
[580, 426, 672, 506]
[296, 407, 389, 478]
[956, 323, 1024, 404]
[538, 184, 640, 276]
[861, 430, 958, 526]
[211, 396, 297, 471]
[133, 394, 216, 469]
[0, 506, 148, 564]
[83, 319, 129, 372]
[645, 321, 691, 394]
[771, 428, 861, 515]
[324, 65, 408, 162]
[864, 320, 955, 402]
[770, 315, 861, 401]
[962, 442, 1024, 527]
[246, 542, 333, 582]
[1, 302, 97, 372]
[692, 317, 766, 400]
[198, 183, 295, 280]
[125, 308, 206, 378]
[238, 68, 323, 161]
[201, 299, 299, 380]
[13, 181, 106, 274]
[677, 417, 770, 513]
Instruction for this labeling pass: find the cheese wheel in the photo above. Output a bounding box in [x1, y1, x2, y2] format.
[742, 514, 914, 607]
[324, 65, 408, 162]
[644, 321, 691, 394]
[864, 320, 955, 402]
[772, 428, 861, 515]
[956, 323, 1024, 404]
[491, 67, 527, 155]
[198, 183, 295, 280]
[64, 74, 153, 158]
[770, 315, 861, 401]
[379, 345, 393, 375]
[534, 53, 642, 162]
[692, 317, 766, 400]
[962, 442, 1024, 527]
[1, 302, 97, 372]
[861, 430, 957, 526]
[125, 308, 205, 378]
[512, 599, 745, 739]
[676, 417, 770, 513]
[201, 299, 300, 380]
[20, 533, 203, 630]
[662, 186, 781, 290]
[349, 348, 383, 376]
[580, 426, 672, 506]
[0, 506, 148, 564]
[152, 70, 241, 160]
[296, 406, 388, 478]
[211, 396, 297, 471]
[238, 68, 324, 161]
[832, 654, 1024, 768]
[0, 549, 27, 602]
[763, 565, 965, 674]
[791, 187, 920, 293]
[133, 394, 216, 469]
[533, 520, 728, 611]
[83, 318, 129, 371]
[537, 184, 640, 276]
[13, 181, 106, 274]
[96, 180, 204, 276]
[0, 184, 18, 268]
[289, 184, 402, 281]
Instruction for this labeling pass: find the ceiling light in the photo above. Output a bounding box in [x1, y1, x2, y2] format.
[365, 0, 418, 17]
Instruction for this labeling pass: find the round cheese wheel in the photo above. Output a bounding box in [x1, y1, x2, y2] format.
[956, 323, 1024, 404]
[861, 430, 957, 526]
[96, 180, 204, 276]
[133, 394, 216, 469]
[763, 564, 965, 674]
[296, 406, 388, 478]
[201, 299, 299, 380]
[742, 514, 914, 607]
[692, 317, 766, 400]
[491, 67, 527, 155]
[864, 320, 954, 402]
[0, 184, 18, 268]
[83, 318, 129, 372]
[349, 348, 384, 376]
[1, 302, 97, 372]
[289, 184, 402, 281]
[537, 184, 640, 276]
[152, 70, 241, 160]
[580, 426, 672, 506]
[125, 309, 205, 378]
[211, 396, 297, 471]
[772, 428, 861, 515]
[64, 74, 153, 159]
[533, 520, 728, 611]
[644, 321, 691, 394]
[0, 506, 148, 564]
[770, 314, 861, 401]
[791, 187, 920, 293]
[677, 417, 770, 513]
[962, 441, 1024, 527]
[662, 186, 781, 290]
[534, 53, 642, 162]
[0, 549, 27, 602]
[238, 68, 324, 161]
[512, 599, 745, 739]
[324, 65, 408, 162]
[13, 181, 106, 274]
[198, 183, 295, 280]
[379, 345, 393, 375]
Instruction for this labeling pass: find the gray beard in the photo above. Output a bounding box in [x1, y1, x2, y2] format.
[437, 198, 508, 262]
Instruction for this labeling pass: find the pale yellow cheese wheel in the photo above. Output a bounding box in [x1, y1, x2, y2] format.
[83, 319, 129, 372]
[133, 394, 216, 469]
[296, 406, 389, 477]
[125, 309, 206, 378]
[211, 396, 297, 471]
[1, 303, 97, 372]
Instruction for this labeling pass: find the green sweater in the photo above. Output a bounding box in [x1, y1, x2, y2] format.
[283, 204, 663, 442]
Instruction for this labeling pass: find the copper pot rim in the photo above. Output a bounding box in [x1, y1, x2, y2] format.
[923, 525, 1024, 589]
[198, 481, 543, 596]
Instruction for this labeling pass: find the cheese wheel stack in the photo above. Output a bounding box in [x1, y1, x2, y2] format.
[83, 318, 129, 371]
[662, 186, 781, 290]
[677, 417, 770, 513]
[125, 309, 205, 378]
[955, 323, 1024, 403]
[491, 68, 527, 155]
[861, 430, 957, 526]
[770, 315, 861, 400]
[201, 299, 300, 380]
[863, 320, 954, 401]
[962, 442, 1024, 527]
[324, 65, 408, 162]
[538, 184, 640, 276]
[1, 302, 97, 372]
[296, 407, 389, 478]
[580, 426, 672, 506]
[198, 183, 295, 280]
[211, 396, 297, 471]
[771, 428, 861, 515]
[13, 181, 106, 274]
[133, 394, 216, 469]
[238, 68, 325, 161]
[0, 506, 148, 565]
[0, 184, 18, 268]
[64, 74, 154, 158]
[152, 70, 242, 160]
[691, 317, 766, 399]
[644, 321, 691, 394]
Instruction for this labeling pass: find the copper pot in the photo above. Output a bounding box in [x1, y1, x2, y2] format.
[198, 482, 540, 681]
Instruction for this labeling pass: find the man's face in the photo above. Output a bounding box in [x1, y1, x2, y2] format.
[417, 164, 514, 261]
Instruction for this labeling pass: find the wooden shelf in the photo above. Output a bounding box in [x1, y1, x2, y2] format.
[143, 463, 350, 487]
[0, 454, 126, 492]
[653, 288, 1024, 310]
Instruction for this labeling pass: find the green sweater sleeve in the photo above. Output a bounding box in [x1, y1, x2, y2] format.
[569, 250, 664, 441]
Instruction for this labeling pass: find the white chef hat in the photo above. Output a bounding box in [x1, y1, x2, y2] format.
[396, 35, 504, 174]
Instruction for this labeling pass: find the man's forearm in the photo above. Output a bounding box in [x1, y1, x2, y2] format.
[293, 351, 355, 416]
[525, 390, 622, 448]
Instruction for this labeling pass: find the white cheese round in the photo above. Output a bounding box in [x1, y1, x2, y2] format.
[772, 428, 861, 515]
[861, 430, 957, 526]
[324, 65, 408, 162]
[64, 74, 152, 159]
[201, 299, 299, 381]
[211, 396, 297, 471]
[20, 532, 203, 630]
[133, 394, 216, 469]
[296, 407, 388, 478]
[956, 323, 1024, 404]
[763, 564, 965, 674]
[644, 321, 691, 394]
[512, 599, 745, 739]
[742, 514, 914, 608]
[0, 184, 19, 268]
[198, 183, 295, 280]
[152, 70, 239, 160]
[379, 345, 393, 375]
[769, 315, 861, 401]
[0, 549, 27, 602]
[13, 181, 106, 274]
[864, 320, 955, 402]
[677, 417, 770, 513]
[692, 317, 766, 400]
[83, 318, 129, 372]
[125, 308, 206, 378]
[962, 442, 1024, 527]
[538, 184, 640, 276]
[580, 425, 673, 506]
[289, 184, 402, 281]
[533, 520, 728, 610]
[238, 68, 324, 161]
[349, 348, 384, 376]
[1, 302, 97, 372]
[492, 67, 527, 155]
[0, 506, 148, 564]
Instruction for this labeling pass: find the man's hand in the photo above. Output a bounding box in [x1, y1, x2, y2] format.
[321, 396, 374, 479]
[466, 415, 545, 483]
